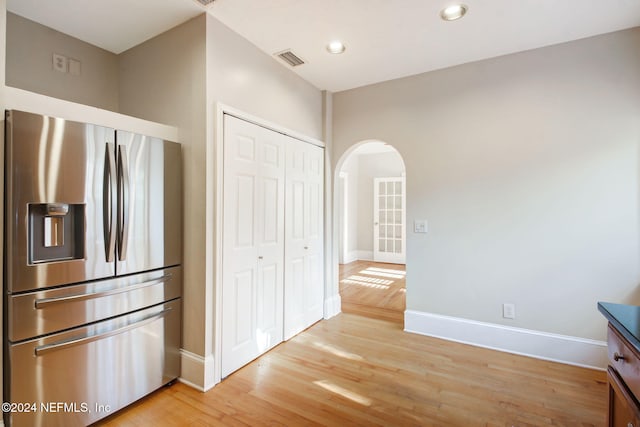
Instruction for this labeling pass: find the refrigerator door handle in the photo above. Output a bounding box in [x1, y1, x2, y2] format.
[104, 143, 117, 262]
[34, 308, 172, 356]
[34, 274, 173, 308]
[117, 145, 130, 261]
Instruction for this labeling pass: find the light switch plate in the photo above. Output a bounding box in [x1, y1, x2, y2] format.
[68, 58, 81, 76]
[414, 220, 427, 233]
[53, 53, 67, 73]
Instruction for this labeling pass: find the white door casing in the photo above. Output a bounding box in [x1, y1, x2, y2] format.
[284, 136, 325, 340]
[221, 115, 285, 377]
[338, 172, 348, 265]
[373, 177, 406, 264]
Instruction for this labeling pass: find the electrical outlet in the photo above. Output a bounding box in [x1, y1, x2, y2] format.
[53, 53, 68, 73]
[503, 303, 516, 319]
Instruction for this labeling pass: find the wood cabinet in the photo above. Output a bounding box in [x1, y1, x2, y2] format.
[609, 366, 640, 427]
[607, 325, 640, 427]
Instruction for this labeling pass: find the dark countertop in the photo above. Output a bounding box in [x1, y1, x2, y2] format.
[598, 302, 640, 351]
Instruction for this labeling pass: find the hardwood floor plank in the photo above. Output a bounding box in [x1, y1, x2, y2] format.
[339, 260, 406, 322]
[94, 313, 606, 426]
[94, 261, 606, 426]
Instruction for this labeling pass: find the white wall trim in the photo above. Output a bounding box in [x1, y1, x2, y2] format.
[344, 250, 359, 264]
[324, 293, 342, 319]
[357, 250, 374, 261]
[179, 349, 216, 392]
[5, 87, 178, 141]
[218, 103, 325, 148]
[211, 103, 225, 388]
[342, 252, 408, 266]
[178, 377, 205, 392]
[404, 310, 608, 370]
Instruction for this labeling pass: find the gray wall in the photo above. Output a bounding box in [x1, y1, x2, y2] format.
[117, 14, 323, 364]
[205, 15, 322, 140]
[6, 12, 119, 111]
[333, 28, 640, 341]
[117, 15, 207, 357]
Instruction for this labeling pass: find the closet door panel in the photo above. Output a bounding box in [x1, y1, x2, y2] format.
[286, 256, 305, 337]
[222, 113, 324, 375]
[222, 115, 285, 377]
[284, 145, 307, 339]
[305, 252, 323, 316]
[256, 134, 285, 344]
[303, 144, 325, 324]
[284, 139, 324, 340]
[259, 262, 279, 332]
[233, 269, 255, 347]
[235, 175, 255, 247]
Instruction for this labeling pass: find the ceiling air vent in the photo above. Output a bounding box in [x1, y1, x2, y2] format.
[275, 50, 305, 67]
[195, 0, 215, 5]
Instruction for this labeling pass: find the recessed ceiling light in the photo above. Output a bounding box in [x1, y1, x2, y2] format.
[440, 4, 468, 21]
[326, 40, 346, 54]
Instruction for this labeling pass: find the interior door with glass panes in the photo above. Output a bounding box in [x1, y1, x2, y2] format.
[373, 177, 406, 264]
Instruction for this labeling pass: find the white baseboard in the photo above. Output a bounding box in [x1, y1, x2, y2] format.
[324, 293, 342, 319]
[179, 349, 216, 392]
[343, 251, 358, 264]
[404, 310, 608, 370]
[341, 250, 376, 263]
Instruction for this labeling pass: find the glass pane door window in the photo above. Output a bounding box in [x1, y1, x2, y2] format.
[373, 177, 406, 264]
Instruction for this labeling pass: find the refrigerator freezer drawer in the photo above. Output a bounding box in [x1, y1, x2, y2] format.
[8, 266, 182, 342]
[6, 299, 181, 427]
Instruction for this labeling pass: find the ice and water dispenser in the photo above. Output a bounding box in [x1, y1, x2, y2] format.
[28, 203, 85, 263]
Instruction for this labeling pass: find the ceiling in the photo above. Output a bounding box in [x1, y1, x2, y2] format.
[6, 0, 208, 54]
[7, 0, 640, 92]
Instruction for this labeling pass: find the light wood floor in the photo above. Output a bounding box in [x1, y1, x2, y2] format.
[95, 317, 607, 426]
[339, 260, 406, 323]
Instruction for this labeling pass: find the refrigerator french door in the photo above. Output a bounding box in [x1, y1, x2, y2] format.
[3, 110, 182, 427]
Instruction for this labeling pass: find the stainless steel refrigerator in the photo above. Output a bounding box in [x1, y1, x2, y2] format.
[3, 110, 182, 427]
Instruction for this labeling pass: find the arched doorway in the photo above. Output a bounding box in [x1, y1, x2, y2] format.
[334, 141, 407, 324]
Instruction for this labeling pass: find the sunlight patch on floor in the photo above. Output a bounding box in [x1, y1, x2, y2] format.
[341, 278, 390, 289]
[312, 342, 364, 361]
[313, 380, 372, 406]
[360, 267, 406, 279]
[366, 266, 406, 275]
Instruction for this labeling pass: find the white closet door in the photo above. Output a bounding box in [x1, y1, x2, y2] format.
[284, 137, 324, 340]
[221, 115, 285, 377]
[373, 177, 406, 264]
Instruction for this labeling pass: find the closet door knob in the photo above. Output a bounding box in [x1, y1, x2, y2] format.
[258, 256, 263, 260]
[614, 352, 625, 362]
